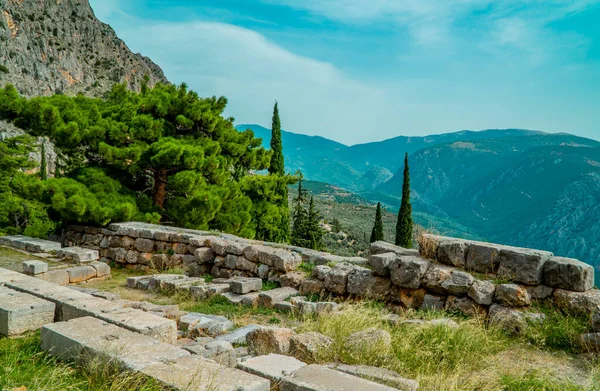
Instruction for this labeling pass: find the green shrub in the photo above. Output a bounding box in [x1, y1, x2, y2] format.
[0, 64, 8, 74]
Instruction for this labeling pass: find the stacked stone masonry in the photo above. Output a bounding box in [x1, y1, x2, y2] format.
[62, 223, 598, 318]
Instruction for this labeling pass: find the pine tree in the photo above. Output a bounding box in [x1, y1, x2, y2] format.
[39, 139, 48, 180]
[291, 177, 309, 247]
[395, 153, 413, 248]
[306, 196, 324, 251]
[268, 102, 284, 175]
[370, 202, 384, 243]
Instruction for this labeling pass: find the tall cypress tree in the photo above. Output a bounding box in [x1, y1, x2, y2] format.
[306, 196, 324, 251]
[370, 202, 384, 243]
[268, 102, 284, 175]
[395, 153, 413, 248]
[291, 177, 309, 247]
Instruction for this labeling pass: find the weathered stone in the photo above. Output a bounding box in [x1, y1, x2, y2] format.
[0, 286, 55, 336]
[328, 364, 419, 391]
[296, 301, 318, 315]
[108, 247, 127, 263]
[134, 238, 154, 253]
[445, 296, 485, 317]
[289, 332, 334, 363]
[421, 264, 453, 294]
[190, 283, 230, 300]
[553, 289, 600, 316]
[22, 260, 48, 275]
[581, 333, 600, 352]
[184, 340, 237, 367]
[240, 292, 260, 307]
[389, 256, 429, 289]
[370, 241, 419, 257]
[171, 242, 188, 255]
[126, 275, 150, 289]
[216, 324, 264, 344]
[497, 247, 553, 285]
[220, 291, 245, 305]
[281, 364, 399, 391]
[280, 272, 306, 289]
[224, 254, 238, 269]
[394, 287, 426, 309]
[120, 236, 136, 250]
[466, 242, 503, 273]
[230, 277, 262, 294]
[258, 287, 300, 308]
[344, 328, 391, 357]
[247, 327, 296, 355]
[468, 280, 496, 305]
[525, 284, 554, 300]
[257, 264, 270, 279]
[182, 313, 234, 337]
[324, 262, 355, 295]
[421, 294, 446, 310]
[441, 270, 475, 296]
[90, 261, 111, 277]
[542, 256, 594, 292]
[315, 301, 340, 314]
[300, 279, 325, 296]
[488, 304, 528, 334]
[437, 239, 468, 267]
[137, 252, 153, 266]
[238, 354, 307, 382]
[347, 267, 390, 300]
[494, 284, 531, 307]
[312, 265, 332, 281]
[275, 301, 295, 313]
[417, 234, 445, 259]
[592, 309, 600, 332]
[147, 274, 187, 291]
[236, 256, 258, 273]
[368, 252, 397, 277]
[67, 265, 97, 283]
[37, 270, 70, 286]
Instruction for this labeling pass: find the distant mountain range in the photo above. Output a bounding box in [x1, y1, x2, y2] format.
[237, 124, 600, 279]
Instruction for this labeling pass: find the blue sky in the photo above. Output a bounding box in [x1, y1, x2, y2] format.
[89, 0, 600, 145]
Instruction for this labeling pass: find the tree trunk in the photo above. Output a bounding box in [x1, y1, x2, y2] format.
[153, 169, 168, 209]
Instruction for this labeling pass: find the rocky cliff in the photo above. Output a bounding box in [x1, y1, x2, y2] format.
[0, 0, 167, 96]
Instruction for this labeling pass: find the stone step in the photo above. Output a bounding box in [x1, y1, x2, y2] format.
[0, 235, 62, 253]
[280, 364, 401, 391]
[42, 317, 270, 391]
[237, 354, 307, 383]
[22, 260, 49, 275]
[0, 286, 55, 337]
[57, 246, 100, 264]
[0, 267, 176, 344]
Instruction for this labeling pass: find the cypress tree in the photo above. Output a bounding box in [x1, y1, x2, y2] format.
[39, 139, 48, 180]
[395, 153, 413, 248]
[291, 177, 309, 247]
[268, 102, 284, 175]
[370, 202, 384, 243]
[306, 196, 324, 251]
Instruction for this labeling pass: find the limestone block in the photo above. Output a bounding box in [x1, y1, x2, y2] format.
[90, 261, 110, 277]
[22, 260, 48, 275]
[441, 270, 475, 296]
[323, 263, 355, 295]
[392, 287, 426, 309]
[289, 332, 333, 363]
[327, 364, 419, 391]
[542, 256, 594, 292]
[368, 252, 397, 277]
[57, 247, 99, 264]
[299, 279, 325, 296]
[312, 265, 332, 281]
[238, 354, 307, 382]
[67, 265, 97, 283]
[0, 286, 55, 336]
[134, 238, 155, 253]
[258, 287, 300, 308]
[257, 264, 270, 279]
[236, 256, 258, 274]
[388, 256, 429, 289]
[488, 304, 528, 334]
[421, 294, 446, 310]
[445, 296, 485, 316]
[247, 327, 296, 355]
[216, 324, 264, 345]
[421, 264, 453, 294]
[280, 272, 307, 289]
[275, 301, 295, 313]
[437, 239, 468, 267]
[230, 277, 262, 294]
[347, 267, 391, 300]
[553, 289, 600, 316]
[497, 247, 552, 285]
[280, 364, 400, 391]
[468, 280, 496, 305]
[370, 241, 419, 257]
[183, 340, 237, 367]
[494, 284, 531, 307]
[525, 285, 554, 300]
[466, 242, 503, 273]
[181, 313, 234, 337]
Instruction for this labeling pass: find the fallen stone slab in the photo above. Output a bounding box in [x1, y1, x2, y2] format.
[327, 364, 419, 391]
[37, 270, 70, 286]
[258, 287, 300, 308]
[57, 247, 99, 264]
[247, 327, 296, 355]
[230, 277, 262, 294]
[280, 364, 400, 391]
[0, 286, 55, 336]
[22, 260, 48, 275]
[90, 262, 111, 278]
[370, 241, 419, 257]
[554, 289, 600, 316]
[216, 324, 264, 345]
[125, 301, 181, 319]
[238, 354, 307, 382]
[183, 340, 237, 367]
[190, 283, 231, 300]
[0, 235, 62, 253]
[181, 313, 234, 337]
[289, 332, 333, 363]
[67, 265, 98, 283]
[542, 256, 594, 292]
[68, 287, 121, 301]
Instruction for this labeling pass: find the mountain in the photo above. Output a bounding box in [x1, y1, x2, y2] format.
[239, 123, 600, 278]
[0, 0, 167, 97]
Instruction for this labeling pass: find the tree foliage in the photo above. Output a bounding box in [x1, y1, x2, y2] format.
[291, 178, 324, 250]
[370, 202, 384, 243]
[395, 153, 413, 248]
[0, 83, 292, 240]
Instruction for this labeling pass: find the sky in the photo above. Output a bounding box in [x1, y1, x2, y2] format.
[89, 0, 600, 145]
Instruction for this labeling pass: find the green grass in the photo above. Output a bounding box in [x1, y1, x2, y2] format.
[180, 294, 276, 318]
[0, 246, 59, 271]
[499, 371, 587, 391]
[261, 280, 278, 291]
[0, 333, 166, 391]
[298, 262, 315, 275]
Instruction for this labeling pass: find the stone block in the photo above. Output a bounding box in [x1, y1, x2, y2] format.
[445, 296, 485, 316]
[240, 292, 260, 307]
[299, 279, 325, 296]
[324, 262, 355, 295]
[368, 252, 396, 277]
[466, 242, 503, 273]
[328, 364, 419, 391]
[393, 287, 426, 309]
[67, 265, 97, 283]
[184, 340, 237, 367]
[488, 304, 528, 335]
[0, 286, 55, 336]
[468, 280, 496, 305]
[370, 241, 419, 257]
[289, 332, 333, 363]
[388, 256, 429, 289]
[238, 354, 307, 382]
[182, 313, 234, 337]
[236, 256, 258, 274]
[525, 285, 554, 300]
[437, 239, 468, 267]
[216, 324, 264, 345]
[421, 294, 446, 310]
[90, 261, 111, 277]
[244, 245, 302, 272]
[57, 247, 99, 264]
[258, 287, 300, 308]
[134, 238, 155, 253]
[441, 270, 475, 296]
[221, 291, 245, 305]
[344, 328, 391, 357]
[280, 364, 399, 391]
[347, 267, 391, 300]
[312, 265, 332, 281]
[247, 327, 296, 355]
[275, 301, 295, 313]
[542, 256, 594, 292]
[22, 260, 48, 275]
[280, 272, 306, 289]
[593, 309, 600, 332]
[421, 264, 453, 294]
[553, 289, 600, 316]
[497, 247, 552, 285]
[230, 277, 262, 294]
[189, 283, 230, 300]
[257, 264, 270, 279]
[494, 284, 531, 307]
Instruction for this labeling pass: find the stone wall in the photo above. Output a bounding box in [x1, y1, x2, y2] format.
[62, 222, 599, 317]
